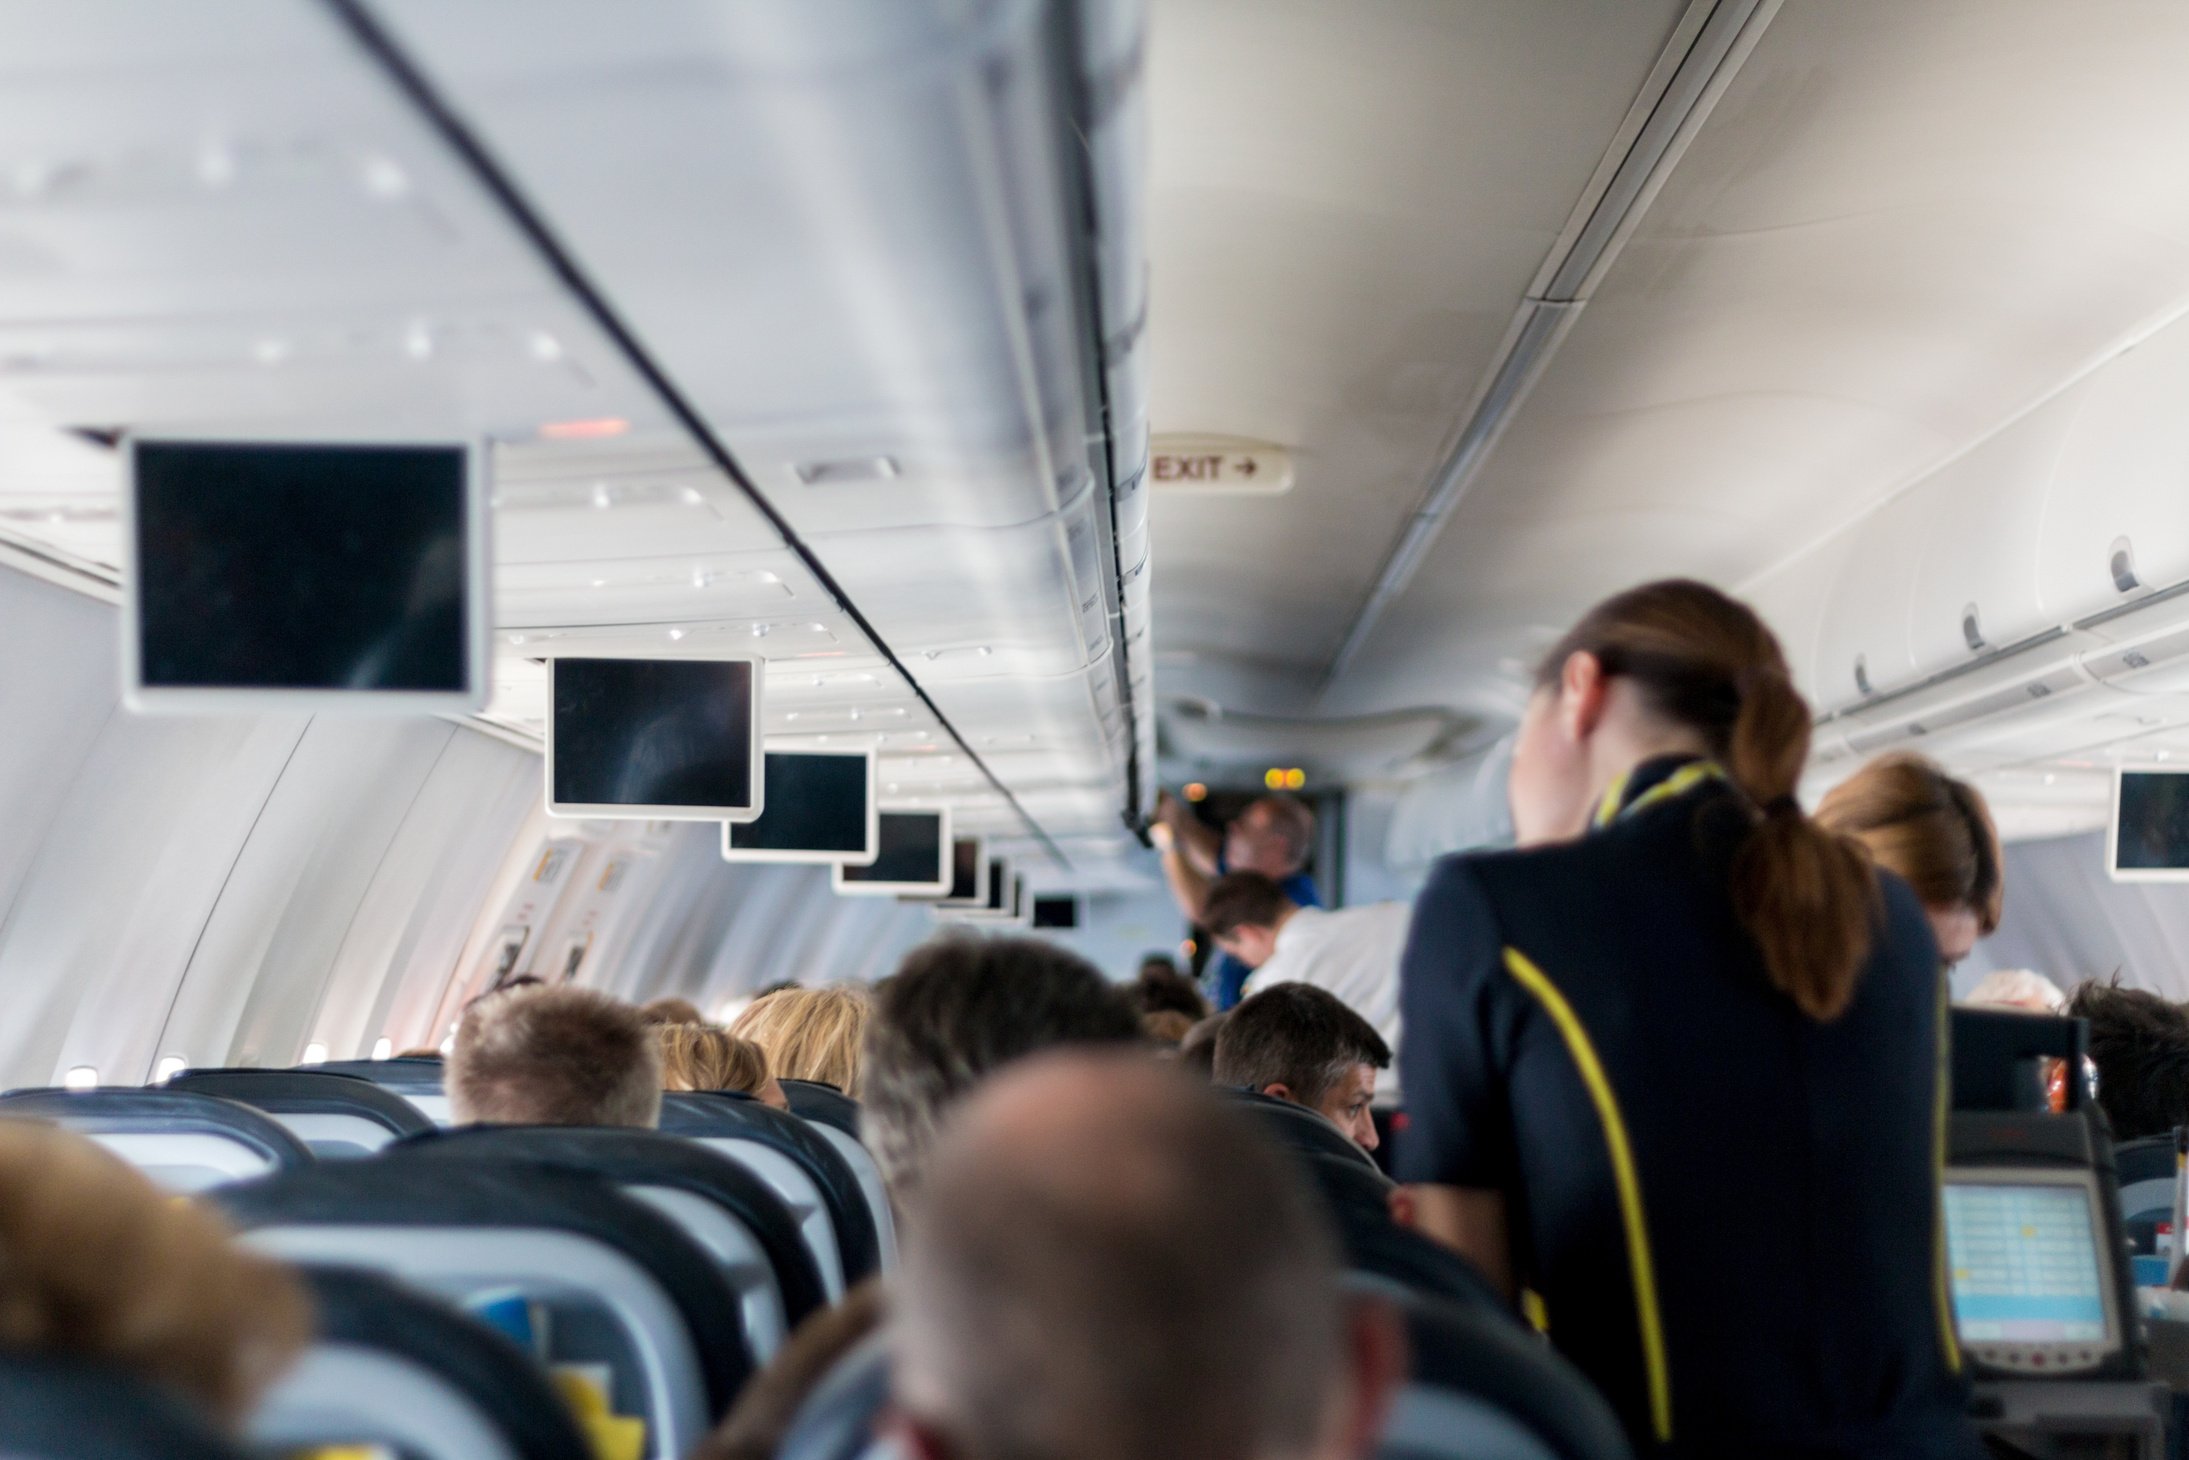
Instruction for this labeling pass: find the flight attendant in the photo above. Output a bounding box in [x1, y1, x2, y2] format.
[1396, 580, 1981, 1459]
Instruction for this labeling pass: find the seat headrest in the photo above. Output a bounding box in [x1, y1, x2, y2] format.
[778, 1080, 862, 1139]
[658, 1092, 881, 1282]
[390, 1124, 827, 1326]
[165, 1070, 433, 1138]
[1394, 1295, 1633, 1460]
[0, 1352, 250, 1460]
[1218, 1086, 1380, 1171]
[310, 1058, 447, 1093]
[275, 1265, 595, 1460]
[775, 1334, 890, 1460]
[0, 1087, 313, 1173]
[213, 1155, 752, 1416]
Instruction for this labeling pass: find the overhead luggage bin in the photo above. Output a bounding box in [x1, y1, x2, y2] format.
[253, 1265, 594, 1460]
[778, 1079, 897, 1272]
[390, 1123, 831, 1359]
[165, 1068, 433, 1156]
[0, 1352, 254, 1460]
[311, 1057, 453, 1124]
[0, 1087, 312, 1193]
[657, 1091, 881, 1297]
[217, 1159, 751, 1460]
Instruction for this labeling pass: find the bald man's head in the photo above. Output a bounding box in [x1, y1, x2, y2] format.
[890, 1052, 1395, 1460]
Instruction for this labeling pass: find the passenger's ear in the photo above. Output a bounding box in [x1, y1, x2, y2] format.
[1333, 1294, 1409, 1459]
[1260, 1081, 1296, 1104]
[1559, 650, 1609, 740]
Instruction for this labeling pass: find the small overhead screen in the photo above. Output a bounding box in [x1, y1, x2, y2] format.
[1032, 895, 1080, 930]
[834, 809, 952, 896]
[722, 750, 877, 864]
[929, 837, 987, 906]
[2111, 769, 2189, 880]
[548, 657, 763, 821]
[125, 437, 486, 711]
[1944, 1170, 2119, 1373]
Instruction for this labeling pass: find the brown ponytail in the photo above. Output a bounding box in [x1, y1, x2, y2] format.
[1539, 580, 1881, 1020]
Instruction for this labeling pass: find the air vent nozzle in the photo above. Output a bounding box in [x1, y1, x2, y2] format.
[2112, 537, 2141, 595]
[1962, 604, 1986, 653]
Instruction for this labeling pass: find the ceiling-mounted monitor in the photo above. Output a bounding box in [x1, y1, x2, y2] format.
[955, 862, 1026, 923]
[547, 656, 763, 821]
[926, 837, 988, 907]
[2110, 768, 2189, 881]
[833, 809, 952, 896]
[123, 436, 487, 712]
[722, 750, 878, 864]
[1032, 894, 1080, 930]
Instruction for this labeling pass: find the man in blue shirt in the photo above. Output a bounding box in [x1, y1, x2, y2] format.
[1151, 790, 1319, 1010]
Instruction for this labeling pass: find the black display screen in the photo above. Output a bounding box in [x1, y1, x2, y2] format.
[133, 440, 470, 690]
[942, 838, 981, 900]
[838, 811, 947, 885]
[982, 858, 1008, 911]
[2116, 771, 2189, 871]
[1032, 895, 1079, 929]
[551, 658, 756, 812]
[729, 753, 870, 855]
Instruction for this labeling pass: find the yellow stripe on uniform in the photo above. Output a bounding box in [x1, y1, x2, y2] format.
[1930, 975, 1962, 1373]
[1591, 760, 1728, 829]
[1503, 946, 1673, 1443]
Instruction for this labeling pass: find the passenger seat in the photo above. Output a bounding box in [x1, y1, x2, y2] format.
[778, 1079, 897, 1270]
[215, 1157, 750, 1460]
[389, 1123, 830, 1358]
[309, 1057, 452, 1124]
[0, 1087, 312, 1193]
[164, 1068, 432, 1157]
[0, 1352, 252, 1460]
[252, 1265, 595, 1460]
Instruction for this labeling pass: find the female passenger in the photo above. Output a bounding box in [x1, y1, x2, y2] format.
[729, 986, 871, 1097]
[1815, 752, 2003, 972]
[658, 1022, 789, 1108]
[1396, 580, 1980, 1459]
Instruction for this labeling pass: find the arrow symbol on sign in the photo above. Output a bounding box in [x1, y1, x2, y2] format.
[1236, 458, 1258, 477]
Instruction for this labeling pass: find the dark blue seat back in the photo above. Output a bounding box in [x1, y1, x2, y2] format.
[1222, 1086, 1380, 1171]
[658, 1092, 881, 1285]
[1304, 1154, 1504, 1313]
[166, 1069, 432, 1156]
[779, 1079, 860, 1138]
[1380, 1294, 1633, 1460]
[308, 1058, 449, 1124]
[0, 1353, 249, 1460]
[392, 1124, 829, 1338]
[214, 1155, 751, 1454]
[0, 1087, 312, 1192]
[252, 1266, 595, 1460]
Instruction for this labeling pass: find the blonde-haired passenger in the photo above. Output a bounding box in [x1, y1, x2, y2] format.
[729, 986, 870, 1096]
[0, 1121, 311, 1430]
[1962, 969, 2067, 1014]
[659, 1022, 789, 1109]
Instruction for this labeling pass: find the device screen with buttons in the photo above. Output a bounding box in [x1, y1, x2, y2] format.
[1945, 1169, 2121, 1375]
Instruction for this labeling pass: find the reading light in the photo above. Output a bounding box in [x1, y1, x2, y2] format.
[1180, 940, 1197, 958]
[1264, 768, 1285, 790]
[667, 628, 686, 641]
[529, 330, 564, 362]
[1183, 783, 1208, 802]
[1283, 768, 1307, 790]
[540, 418, 629, 441]
[62, 1066, 98, 1091]
[301, 1042, 329, 1065]
[154, 1056, 187, 1082]
[371, 1037, 394, 1060]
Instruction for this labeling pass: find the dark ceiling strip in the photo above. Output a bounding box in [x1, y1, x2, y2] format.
[322, 0, 1068, 867]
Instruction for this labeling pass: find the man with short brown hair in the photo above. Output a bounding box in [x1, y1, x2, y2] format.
[447, 984, 662, 1129]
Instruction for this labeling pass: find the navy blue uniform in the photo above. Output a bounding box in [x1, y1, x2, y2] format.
[1395, 758, 1979, 1459]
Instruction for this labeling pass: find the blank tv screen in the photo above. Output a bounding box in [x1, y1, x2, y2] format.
[725, 751, 874, 861]
[549, 658, 760, 819]
[836, 811, 949, 893]
[2114, 770, 2189, 877]
[1032, 895, 1079, 929]
[932, 837, 985, 904]
[1944, 1181, 2109, 1344]
[129, 439, 479, 704]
